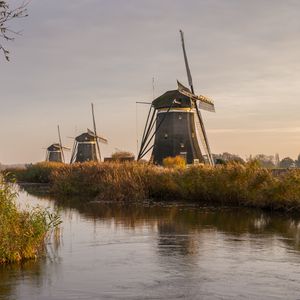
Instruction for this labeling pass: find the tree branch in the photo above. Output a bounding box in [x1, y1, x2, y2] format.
[0, 1, 28, 61]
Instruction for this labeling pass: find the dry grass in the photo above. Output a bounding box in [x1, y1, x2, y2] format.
[7, 162, 64, 183]
[7, 161, 300, 211]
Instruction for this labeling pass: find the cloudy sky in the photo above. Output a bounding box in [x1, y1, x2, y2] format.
[1, 0, 300, 164]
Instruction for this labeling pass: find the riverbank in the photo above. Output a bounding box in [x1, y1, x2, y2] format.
[5, 161, 300, 211]
[0, 174, 60, 264]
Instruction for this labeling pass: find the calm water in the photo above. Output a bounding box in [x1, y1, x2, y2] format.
[1, 190, 300, 299]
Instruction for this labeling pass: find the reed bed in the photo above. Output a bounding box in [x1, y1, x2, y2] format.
[8, 162, 64, 183]
[7, 161, 300, 211]
[0, 174, 60, 264]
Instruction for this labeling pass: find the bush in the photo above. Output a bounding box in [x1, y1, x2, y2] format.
[111, 151, 135, 160]
[0, 174, 61, 264]
[163, 156, 186, 169]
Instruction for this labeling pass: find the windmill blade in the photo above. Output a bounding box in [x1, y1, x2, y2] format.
[87, 128, 95, 136]
[177, 80, 199, 100]
[57, 125, 65, 163]
[62, 146, 71, 150]
[97, 136, 108, 144]
[177, 80, 215, 112]
[136, 101, 152, 105]
[177, 80, 192, 94]
[87, 128, 108, 144]
[180, 30, 194, 93]
[193, 106, 214, 166]
[192, 109, 207, 152]
[178, 30, 215, 166]
[70, 142, 77, 164]
[91, 103, 102, 161]
[197, 96, 215, 112]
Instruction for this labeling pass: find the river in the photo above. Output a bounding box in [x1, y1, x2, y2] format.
[1, 189, 300, 299]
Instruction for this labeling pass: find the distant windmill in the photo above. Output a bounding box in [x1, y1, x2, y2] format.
[137, 30, 215, 165]
[46, 125, 70, 163]
[70, 103, 108, 163]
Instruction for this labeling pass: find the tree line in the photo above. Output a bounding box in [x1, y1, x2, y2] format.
[214, 152, 299, 169]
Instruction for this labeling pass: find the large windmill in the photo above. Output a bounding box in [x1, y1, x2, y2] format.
[70, 103, 108, 163]
[137, 30, 215, 165]
[45, 125, 69, 163]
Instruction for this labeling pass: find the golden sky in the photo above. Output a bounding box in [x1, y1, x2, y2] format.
[1, 0, 300, 163]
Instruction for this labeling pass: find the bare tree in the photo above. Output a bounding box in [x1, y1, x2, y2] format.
[0, 1, 28, 61]
[248, 154, 275, 168]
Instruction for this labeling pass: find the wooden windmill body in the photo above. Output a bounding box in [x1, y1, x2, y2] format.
[46, 126, 69, 163]
[46, 143, 63, 162]
[70, 104, 107, 163]
[138, 31, 215, 166]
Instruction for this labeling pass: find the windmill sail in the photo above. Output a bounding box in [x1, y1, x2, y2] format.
[197, 96, 215, 112]
[57, 125, 65, 163]
[179, 30, 215, 166]
[180, 30, 194, 90]
[177, 80, 192, 94]
[192, 108, 213, 165]
[138, 31, 216, 165]
[91, 103, 102, 161]
[70, 105, 108, 164]
[87, 128, 108, 144]
[177, 81, 215, 112]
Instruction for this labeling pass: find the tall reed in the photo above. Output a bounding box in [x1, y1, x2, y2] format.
[7, 161, 300, 211]
[0, 174, 60, 264]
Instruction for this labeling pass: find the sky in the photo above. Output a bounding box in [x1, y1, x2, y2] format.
[1, 0, 300, 164]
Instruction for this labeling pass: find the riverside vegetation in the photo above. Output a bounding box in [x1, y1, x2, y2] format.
[0, 174, 61, 264]
[6, 159, 300, 212]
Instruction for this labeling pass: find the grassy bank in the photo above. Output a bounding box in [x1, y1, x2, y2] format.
[7, 161, 300, 211]
[0, 174, 60, 264]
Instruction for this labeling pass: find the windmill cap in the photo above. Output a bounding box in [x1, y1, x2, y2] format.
[75, 131, 97, 142]
[152, 90, 193, 109]
[47, 143, 61, 151]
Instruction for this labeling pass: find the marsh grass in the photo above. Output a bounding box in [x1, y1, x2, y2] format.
[0, 174, 61, 264]
[7, 162, 64, 183]
[7, 161, 300, 211]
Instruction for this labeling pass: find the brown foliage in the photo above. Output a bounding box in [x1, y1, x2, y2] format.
[9, 161, 300, 211]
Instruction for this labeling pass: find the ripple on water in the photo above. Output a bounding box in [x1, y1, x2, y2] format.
[1, 190, 300, 299]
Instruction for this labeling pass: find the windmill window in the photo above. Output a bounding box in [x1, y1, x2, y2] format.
[164, 133, 168, 139]
[178, 114, 182, 120]
[180, 143, 185, 148]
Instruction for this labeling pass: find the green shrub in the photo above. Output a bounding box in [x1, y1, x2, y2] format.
[0, 174, 61, 264]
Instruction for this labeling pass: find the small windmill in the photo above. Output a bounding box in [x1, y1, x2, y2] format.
[137, 30, 215, 165]
[70, 103, 108, 163]
[46, 125, 70, 163]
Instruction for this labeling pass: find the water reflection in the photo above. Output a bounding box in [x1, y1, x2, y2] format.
[18, 184, 300, 254]
[0, 260, 45, 300]
[55, 197, 300, 253]
[1, 187, 300, 299]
